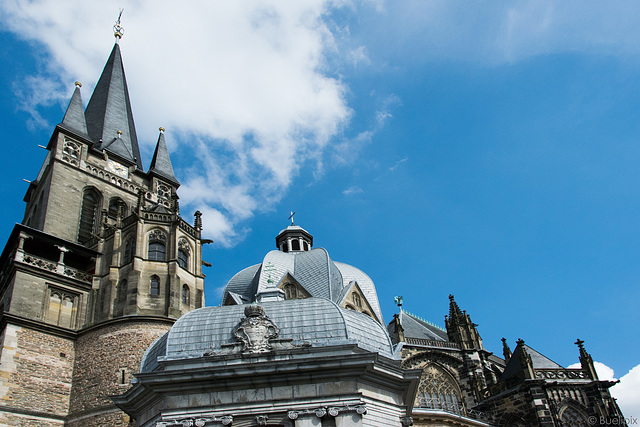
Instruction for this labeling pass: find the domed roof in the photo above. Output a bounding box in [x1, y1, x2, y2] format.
[221, 247, 384, 323]
[140, 298, 395, 373]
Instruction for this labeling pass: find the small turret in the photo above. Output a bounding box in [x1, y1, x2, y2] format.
[275, 213, 313, 252]
[575, 339, 599, 380]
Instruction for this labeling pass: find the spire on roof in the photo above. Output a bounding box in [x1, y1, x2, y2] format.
[575, 338, 598, 380]
[84, 41, 143, 170]
[148, 127, 180, 186]
[502, 337, 512, 363]
[59, 82, 89, 139]
[447, 294, 464, 321]
[445, 294, 483, 350]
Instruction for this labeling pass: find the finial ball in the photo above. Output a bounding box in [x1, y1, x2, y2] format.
[75, 81, 82, 88]
[159, 127, 165, 133]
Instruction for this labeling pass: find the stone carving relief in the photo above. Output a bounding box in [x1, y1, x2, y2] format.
[233, 304, 279, 353]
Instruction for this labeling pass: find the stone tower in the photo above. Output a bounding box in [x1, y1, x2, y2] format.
[0, 30, 205, 426]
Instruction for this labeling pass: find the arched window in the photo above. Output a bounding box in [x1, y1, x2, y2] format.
[108, 197, 127, 218]
[415, 363, 463, 413]
[182, 284, 190, 305]
[283, 284, 297, 300]
[291, 239, 300, 251]
[303, 241, 309, 251]
[148, 230, 166, 261]
[78, 188, 101, 244]
[177, 239, 190, 270]
[123, 236, 136, 264]
[150, 275, 160, 296]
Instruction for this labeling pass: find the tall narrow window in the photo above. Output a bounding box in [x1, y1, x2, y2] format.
[291, 239, 300, 251]
[78, 188, 100, 244]
[124, 236, 136, 264]
[182, 284, 190, 305]
[177, 239, 190, 270]
[150, 275, 160, 296]
[148, 230, 166, 261]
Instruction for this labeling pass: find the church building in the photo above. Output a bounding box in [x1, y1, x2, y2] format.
[0, 23, 626, 427]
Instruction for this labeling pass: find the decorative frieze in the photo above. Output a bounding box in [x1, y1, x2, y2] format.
[287, 404, 367, 420]
[155, 415, 233, 426]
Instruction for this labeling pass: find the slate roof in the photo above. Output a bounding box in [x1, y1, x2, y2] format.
[84, 42, 143, 170]
[140, 298, 396, 372]
[220, 248, 384, 322]
[334, 261, 383, 324]
[501, 342, 563, 381]
[148, 131, 179, 186]
[59, 85, 89, 139]
[397, 310, 448, 341]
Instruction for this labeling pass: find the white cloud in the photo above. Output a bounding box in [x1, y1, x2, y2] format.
[389, 157, 408, 172]
[0, 1, 352, 245]
[342, 186, 363, 196]
[569, 361, 640, 420]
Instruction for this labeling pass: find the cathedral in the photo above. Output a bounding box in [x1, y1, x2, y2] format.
[0, 26, 625, 427]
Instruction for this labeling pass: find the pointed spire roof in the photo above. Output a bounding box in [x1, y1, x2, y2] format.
[84, 42, 143, 170]
[447, 294, 464, 321]
[59, 82, 89, 138]
[148, 128, 179, 186]
[500, 339, 563, 381]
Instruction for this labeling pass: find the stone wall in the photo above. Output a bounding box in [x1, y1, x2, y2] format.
[67, 319, 171, 426]
[0, 324, 75, 422]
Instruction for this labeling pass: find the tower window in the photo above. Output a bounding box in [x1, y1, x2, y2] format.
[182, 284, 190, 305]
[291, 239, 300, 251]
[78, 188, 101, 244]
[303, 241, 309, 251]
[177, 239, 190, 270]
[148, 230, 167, 261]
[150, 275, 160, 296]
[124, 236, 136, 264]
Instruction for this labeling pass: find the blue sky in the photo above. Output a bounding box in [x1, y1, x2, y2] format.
[0, 0, 638, 415]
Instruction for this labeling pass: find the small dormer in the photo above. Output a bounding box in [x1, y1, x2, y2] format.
[275, 225, 313, 252]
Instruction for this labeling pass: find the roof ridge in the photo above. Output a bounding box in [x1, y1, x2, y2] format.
[403, 309, 446, 332]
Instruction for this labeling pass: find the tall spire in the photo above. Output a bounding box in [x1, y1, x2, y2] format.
[148, 127, 179, 186]
[59, 82, 89, 139]
[84, 41, 143, 170]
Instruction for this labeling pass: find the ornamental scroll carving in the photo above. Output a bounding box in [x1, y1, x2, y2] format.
[233, 304, 279, 353]
[155, 415, 232, 426]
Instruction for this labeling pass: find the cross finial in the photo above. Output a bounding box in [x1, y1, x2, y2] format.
[288, 211, 295, 226]
[114, 9, 125, 40]
[394, 296, 403, 307]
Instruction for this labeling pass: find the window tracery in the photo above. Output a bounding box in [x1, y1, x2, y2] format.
[157, 183, 170, 200]
[283, 283, 297, 300]
[63, 140, 80, 165]
[559, 405, 589, 427]
[148, 230, 167, 261]
[46, 287, 78, 328]
[415, 363, 463, 414]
